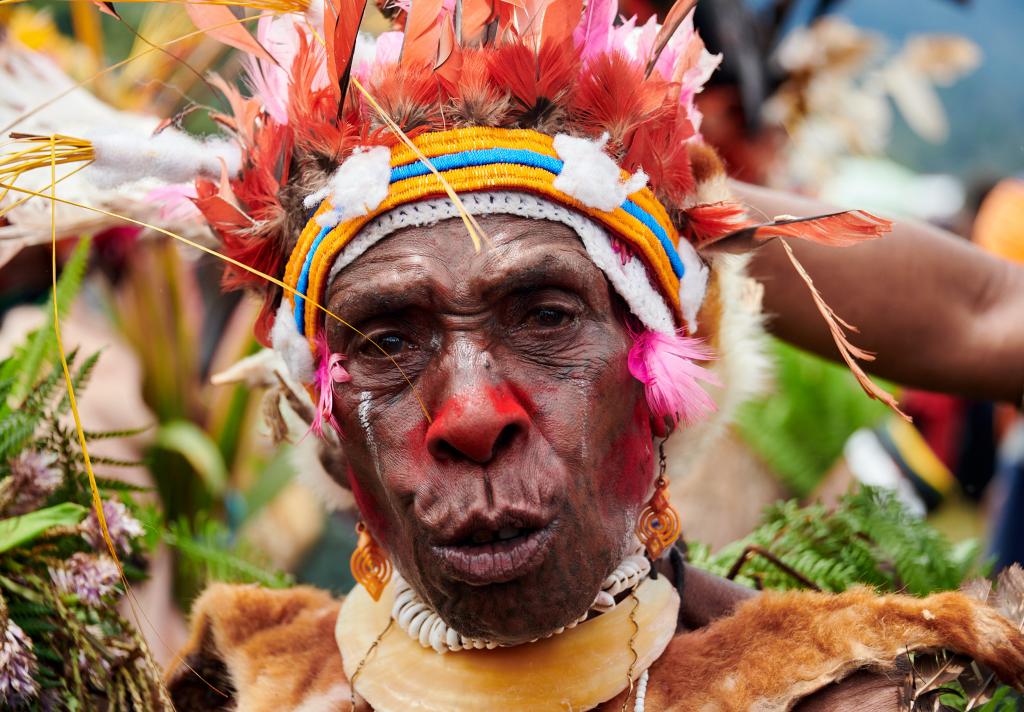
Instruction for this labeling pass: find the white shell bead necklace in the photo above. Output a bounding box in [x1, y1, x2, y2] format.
[391, 540, 652, 654]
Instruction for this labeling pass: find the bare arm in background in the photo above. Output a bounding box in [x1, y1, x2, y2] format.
[733, 180, 1024, 404]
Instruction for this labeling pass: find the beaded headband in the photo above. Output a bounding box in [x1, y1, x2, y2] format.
[281, 127, 708, 352]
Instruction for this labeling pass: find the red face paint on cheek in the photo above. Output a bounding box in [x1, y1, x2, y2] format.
[604, 399, 655, 504]
[347, 465, 390, 537]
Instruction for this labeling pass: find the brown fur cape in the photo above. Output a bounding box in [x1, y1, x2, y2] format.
[166, 578, 1024, 711]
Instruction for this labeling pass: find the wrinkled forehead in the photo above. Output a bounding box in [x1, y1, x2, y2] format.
[325, 214, 611, 314]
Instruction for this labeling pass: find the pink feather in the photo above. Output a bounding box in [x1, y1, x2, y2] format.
[573, 0, 616, 62]
[627, 329, 720, 427]
[312, 331, 351, 438]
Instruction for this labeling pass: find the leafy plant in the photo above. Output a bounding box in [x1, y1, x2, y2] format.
[0, 238, 169, 710]
[735, 339, 892, 497]
[690, 488, 1019, 710]
[0, 239, 292, 709]
[690, 487, 980, 594]
[103, 240, 299, 607]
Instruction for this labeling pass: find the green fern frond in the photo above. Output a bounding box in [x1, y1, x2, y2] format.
[690, 487, 977, 594]
[54, 349, 101, 414]
[82, 425, 154, 441]
[163, 517, 293, 594]
[0, 236, 91, 408]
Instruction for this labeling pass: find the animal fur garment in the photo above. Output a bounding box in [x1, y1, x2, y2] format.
[165, 583, 1024, 711]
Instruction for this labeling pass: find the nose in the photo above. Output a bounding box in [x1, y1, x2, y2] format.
[426, 384, 530, 464]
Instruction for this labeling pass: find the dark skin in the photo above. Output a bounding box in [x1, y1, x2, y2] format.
[322, 213, 911, 709]
[736, 180, 1024, 405]
[324, 214, 657, 645]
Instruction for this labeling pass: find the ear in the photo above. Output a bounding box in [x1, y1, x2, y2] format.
[651, 413, 673, 439]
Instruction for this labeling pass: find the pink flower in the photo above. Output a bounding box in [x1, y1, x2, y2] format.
[82, 498, 144, 555]
[0, 619, 38, 707]
[49, 553, 120, 608]
[4, 451, 61, 516]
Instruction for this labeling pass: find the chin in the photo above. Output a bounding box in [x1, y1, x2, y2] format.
[425, 550, 615, 645]
[437, 577, 596, 645]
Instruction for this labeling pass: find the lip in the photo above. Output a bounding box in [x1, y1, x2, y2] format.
[431, 521, 556, 586]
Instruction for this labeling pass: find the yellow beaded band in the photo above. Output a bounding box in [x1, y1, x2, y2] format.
[283, 127, 686, 344]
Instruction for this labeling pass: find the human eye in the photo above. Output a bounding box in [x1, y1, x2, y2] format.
[360, 330, 418, 358]
[524, 305, 575, 330]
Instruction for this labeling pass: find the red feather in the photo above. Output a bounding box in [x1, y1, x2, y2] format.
[573, 52, 671, 152]
[325, 0, 369, 102]
[194, 176, 274, 293]
[682, 202, 751, 247]
[486, 39, 578, 126]
[698, 210, 893, 254]
[287, 33, 354, 159]
[233, 121, 291, 222]
[622, 108, 695, 203]
[751, 211, 893, 246]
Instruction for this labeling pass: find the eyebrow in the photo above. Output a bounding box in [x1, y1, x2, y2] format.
[328, 272, 439, 334]
[326, 236, 601, 329]
[477, 244, 599, 302]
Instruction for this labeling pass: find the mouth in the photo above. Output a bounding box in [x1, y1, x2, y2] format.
[431, 515, 556, 586]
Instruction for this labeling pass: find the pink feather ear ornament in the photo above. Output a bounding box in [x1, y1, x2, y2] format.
[627, 329, 721, 427]
[312, 331, 351, 438]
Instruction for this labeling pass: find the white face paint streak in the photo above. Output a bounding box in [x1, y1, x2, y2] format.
[358, 390, 382, 478]
[571, 377, 592, 463]
[452, 339, 477, 370]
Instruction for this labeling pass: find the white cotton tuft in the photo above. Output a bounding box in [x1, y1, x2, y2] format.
[677, 239, 710, 333]
[85, 129, 241, 188]
[552, 132, 648, 212]
[270, 302, 315, 383]
[303, 146, 392, 229]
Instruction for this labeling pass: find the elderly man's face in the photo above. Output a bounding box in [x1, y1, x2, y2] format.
[325, 214, 657, 644]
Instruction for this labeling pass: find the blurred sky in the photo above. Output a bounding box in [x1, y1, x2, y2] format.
[750, 0, 1024, 185]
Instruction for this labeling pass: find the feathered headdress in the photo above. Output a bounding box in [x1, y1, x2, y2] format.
[1, 0, 896, 429]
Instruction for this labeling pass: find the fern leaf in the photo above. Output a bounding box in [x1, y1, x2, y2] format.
[83, 425, 154, 441]
[163, 518, 293, 591]
[54, 349, 101, 414]
[1, 236, 91, 406]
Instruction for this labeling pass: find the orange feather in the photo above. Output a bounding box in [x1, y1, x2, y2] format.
[436, 15, 464, 91]
[184, 1, 274, 64]
[540, 0, 582, 47]
[644, 0, 697, 78]
[402, 0, 446, 68]
[460, 0, 497, 43]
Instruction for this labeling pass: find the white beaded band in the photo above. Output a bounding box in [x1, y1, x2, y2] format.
[325, 192, 679, 336]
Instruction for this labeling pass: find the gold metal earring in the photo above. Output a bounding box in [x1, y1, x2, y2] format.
[350, 521, 392, 602]
[635, 445, 681, 560]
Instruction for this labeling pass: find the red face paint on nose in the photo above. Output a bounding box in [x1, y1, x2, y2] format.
[426, 385, 529, 464]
